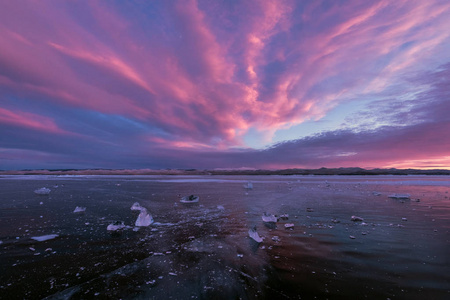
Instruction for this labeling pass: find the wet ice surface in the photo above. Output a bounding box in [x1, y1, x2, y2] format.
[0, 175, 449, 299]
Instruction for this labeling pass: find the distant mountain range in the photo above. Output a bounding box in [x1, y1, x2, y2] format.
[1, 167, 449, 176]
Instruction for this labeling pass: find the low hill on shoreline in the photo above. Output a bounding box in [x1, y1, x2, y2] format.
[1, 167, 449, 176]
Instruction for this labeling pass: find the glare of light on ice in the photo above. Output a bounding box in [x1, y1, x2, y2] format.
[31, 234, 59, 241]
[34, 187, 51, 195]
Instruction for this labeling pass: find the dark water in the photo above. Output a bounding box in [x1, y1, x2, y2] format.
[0, 175, 449, 299]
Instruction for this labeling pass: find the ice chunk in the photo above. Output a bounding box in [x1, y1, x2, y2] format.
[243, 182, 253, 189]
[180, 195, 199, 203]
[351, 215, 364, 222]
[130, 202, 144, 211]
[262, 212, 277, 223]
[279, 214, 289, 220]
[284, 223, 294, 229]
[34, 187, 51, 195]
[107, 221, 126, 231]
[217, 205, 225, 210]
[388, 193, 411, 199]
[73, 206, 86, 213]
[135, 209, 154, 227]
[248, 226, 263, 243]
[272, 236, 281, 242]
[31, 234, 59, 242]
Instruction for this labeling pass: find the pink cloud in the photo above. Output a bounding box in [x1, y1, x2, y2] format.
[0, 1, 449, 169]
[0, 107, 66, 134]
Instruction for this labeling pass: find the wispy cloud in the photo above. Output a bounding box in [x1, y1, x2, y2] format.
[0, 0, 449, 169]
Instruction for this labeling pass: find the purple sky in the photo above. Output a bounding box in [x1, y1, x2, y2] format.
[1, 0, 449, 170]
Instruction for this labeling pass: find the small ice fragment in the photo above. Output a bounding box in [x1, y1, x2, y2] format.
[248, 226, 263, 243]
[169, 272, 177, 276]
[279, 214, 289, 220]
[244, 182, 253, 190]
[272, 236, 281, 242]
[107, 221, 126, 231]
[402, 217, 407, 221]
[351, 216, 364, 222]
[217, 205, 225, 210]
[39, 202, 44, 205]
[31, 234, 59, 242]
[34, 187, 51, 195]
[372, 192, 381, 196]
[135, 209, 154, 227]
[73, 206, 86, 213]
[29, 247, 35, 251]
[180, 195, 199, 203]
[306, 208, 314, 212]
[130, 202, 144, 211]
[237, 254, 243, 258]
[388, 194, 411, 200]
[349, 235, 356, 239]
[284, 223, 294, 229]
[262, 212, 277, 223]
[45, 248, 52, 252]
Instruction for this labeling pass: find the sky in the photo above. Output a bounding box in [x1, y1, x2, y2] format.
[1, 0, 450, 170]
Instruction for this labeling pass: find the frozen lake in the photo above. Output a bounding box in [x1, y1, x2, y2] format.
[0, 175, 449, 299]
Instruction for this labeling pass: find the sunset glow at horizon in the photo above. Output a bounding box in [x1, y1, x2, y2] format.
[1, 0, 450, 170]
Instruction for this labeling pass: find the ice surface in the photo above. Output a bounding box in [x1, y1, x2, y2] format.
[262, 212, 277, 223]
[34, 187, 51, 195]
[135, 209, 154, 227]
[389, 193, 411, 199]
[248, 227, 263, 243]
[73, 206, 86, 213]
[180, 195, 199, 203]
[30, 234, 59, 241]
[107, 221, 126, 231]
